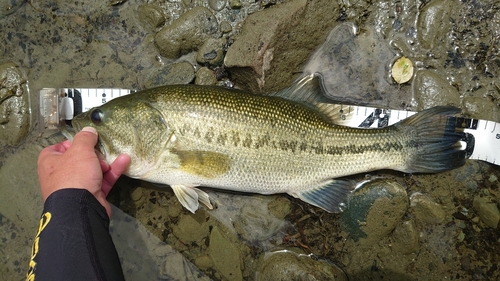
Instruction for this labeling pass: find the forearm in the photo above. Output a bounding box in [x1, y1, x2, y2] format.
[27, 189, 124, 281]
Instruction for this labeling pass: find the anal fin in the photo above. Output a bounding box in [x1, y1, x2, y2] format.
[292, 179, 355, 213]
[171, 184, 213, 214]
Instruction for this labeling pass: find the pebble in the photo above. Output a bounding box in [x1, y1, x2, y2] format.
[130, 187, 143, 202]
[195, 67, 217, 86]
[219, 21, 232, 34]
[208, 0, 226, 11]
[229, 0, 242, 9]
[463, 96, 498, 121]
[472, 196, 499, 229]
[154, 7, 219, 58]
[145, 61, 195, 88]
[409, 192, 446, 224]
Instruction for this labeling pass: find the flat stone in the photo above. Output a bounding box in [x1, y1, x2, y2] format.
[154, 7, 219, 58]
[172, 212, 210, 244]
[473, 196, 499, 229]
[409, 192, 446, 224]
[209, 226, 242, 281]
[145, 61, 195, 88]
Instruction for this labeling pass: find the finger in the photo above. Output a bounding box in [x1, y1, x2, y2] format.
[102, 154, 131, 196]
[69, 127, 98, 153]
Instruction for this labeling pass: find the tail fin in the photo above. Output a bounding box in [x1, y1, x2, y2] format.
[396, 106, 466, 173]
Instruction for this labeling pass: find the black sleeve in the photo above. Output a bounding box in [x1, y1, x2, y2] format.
[27, 188, 125, 281]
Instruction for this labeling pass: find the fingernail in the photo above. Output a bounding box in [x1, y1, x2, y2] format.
[81, 127, 97, 135]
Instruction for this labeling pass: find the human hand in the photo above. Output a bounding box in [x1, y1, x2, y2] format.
[37, 127, 130, 217]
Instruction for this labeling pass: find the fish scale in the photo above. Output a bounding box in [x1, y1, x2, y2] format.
[72, 79, 466, 213]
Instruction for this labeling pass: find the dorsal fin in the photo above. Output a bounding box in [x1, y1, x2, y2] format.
[269, 74, 356, 125]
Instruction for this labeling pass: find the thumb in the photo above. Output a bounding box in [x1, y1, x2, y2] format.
[70, 127, 98, 152]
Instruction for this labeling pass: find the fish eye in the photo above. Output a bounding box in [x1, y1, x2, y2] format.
[90, 109, 103, 125]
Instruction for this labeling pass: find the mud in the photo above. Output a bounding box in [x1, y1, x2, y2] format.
[1, 0, 500, 280]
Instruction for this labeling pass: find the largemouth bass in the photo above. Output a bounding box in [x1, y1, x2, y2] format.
[71, 76, 466, 213]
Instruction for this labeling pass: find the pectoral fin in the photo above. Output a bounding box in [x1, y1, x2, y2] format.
[291, 179, 355, 213]
[173, 150, 231, 179]
[172, 184, 213, 214]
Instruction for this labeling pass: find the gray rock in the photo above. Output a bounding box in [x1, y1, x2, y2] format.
[196, 38, 225, 66]
[409, 192, 446, 224]
[154, 7, 219, 59]
[473, 196, 499, 229]
[145, 61, 195, 88]
[224, 0, 338, 93]
[412, 70, 460, 110]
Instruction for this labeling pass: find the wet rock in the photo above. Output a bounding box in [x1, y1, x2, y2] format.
[340, 179, 409, 244]
[224, 0, 338, 93]
[137, 4, 166, 31]
[145, 61, 195, 88]
[0, 63, 30, 146]
[392, 219, 420, 254]
[195, 67, 217, 86]
[255, 248, 348, 281]
[303, 22, 398, 107]
[409, 192, 446, 224]
[172, 212, 210, 244]
[196, 38, 225, 66]
[340, 179, 408, 244]
[209, 0, 226, 12]
[154, 7, 219, 59]
[462, 96, 499, 121]
[473, 196, 499, 229]
[412, 70, 460, 110]
[417, 0, 454, 50]
[209, 226, 243, 281]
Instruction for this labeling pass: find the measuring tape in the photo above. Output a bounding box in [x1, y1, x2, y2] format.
[38, 88, 499, 166]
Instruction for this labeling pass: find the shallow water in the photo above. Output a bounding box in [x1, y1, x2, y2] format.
[1, 0, 499, 280]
